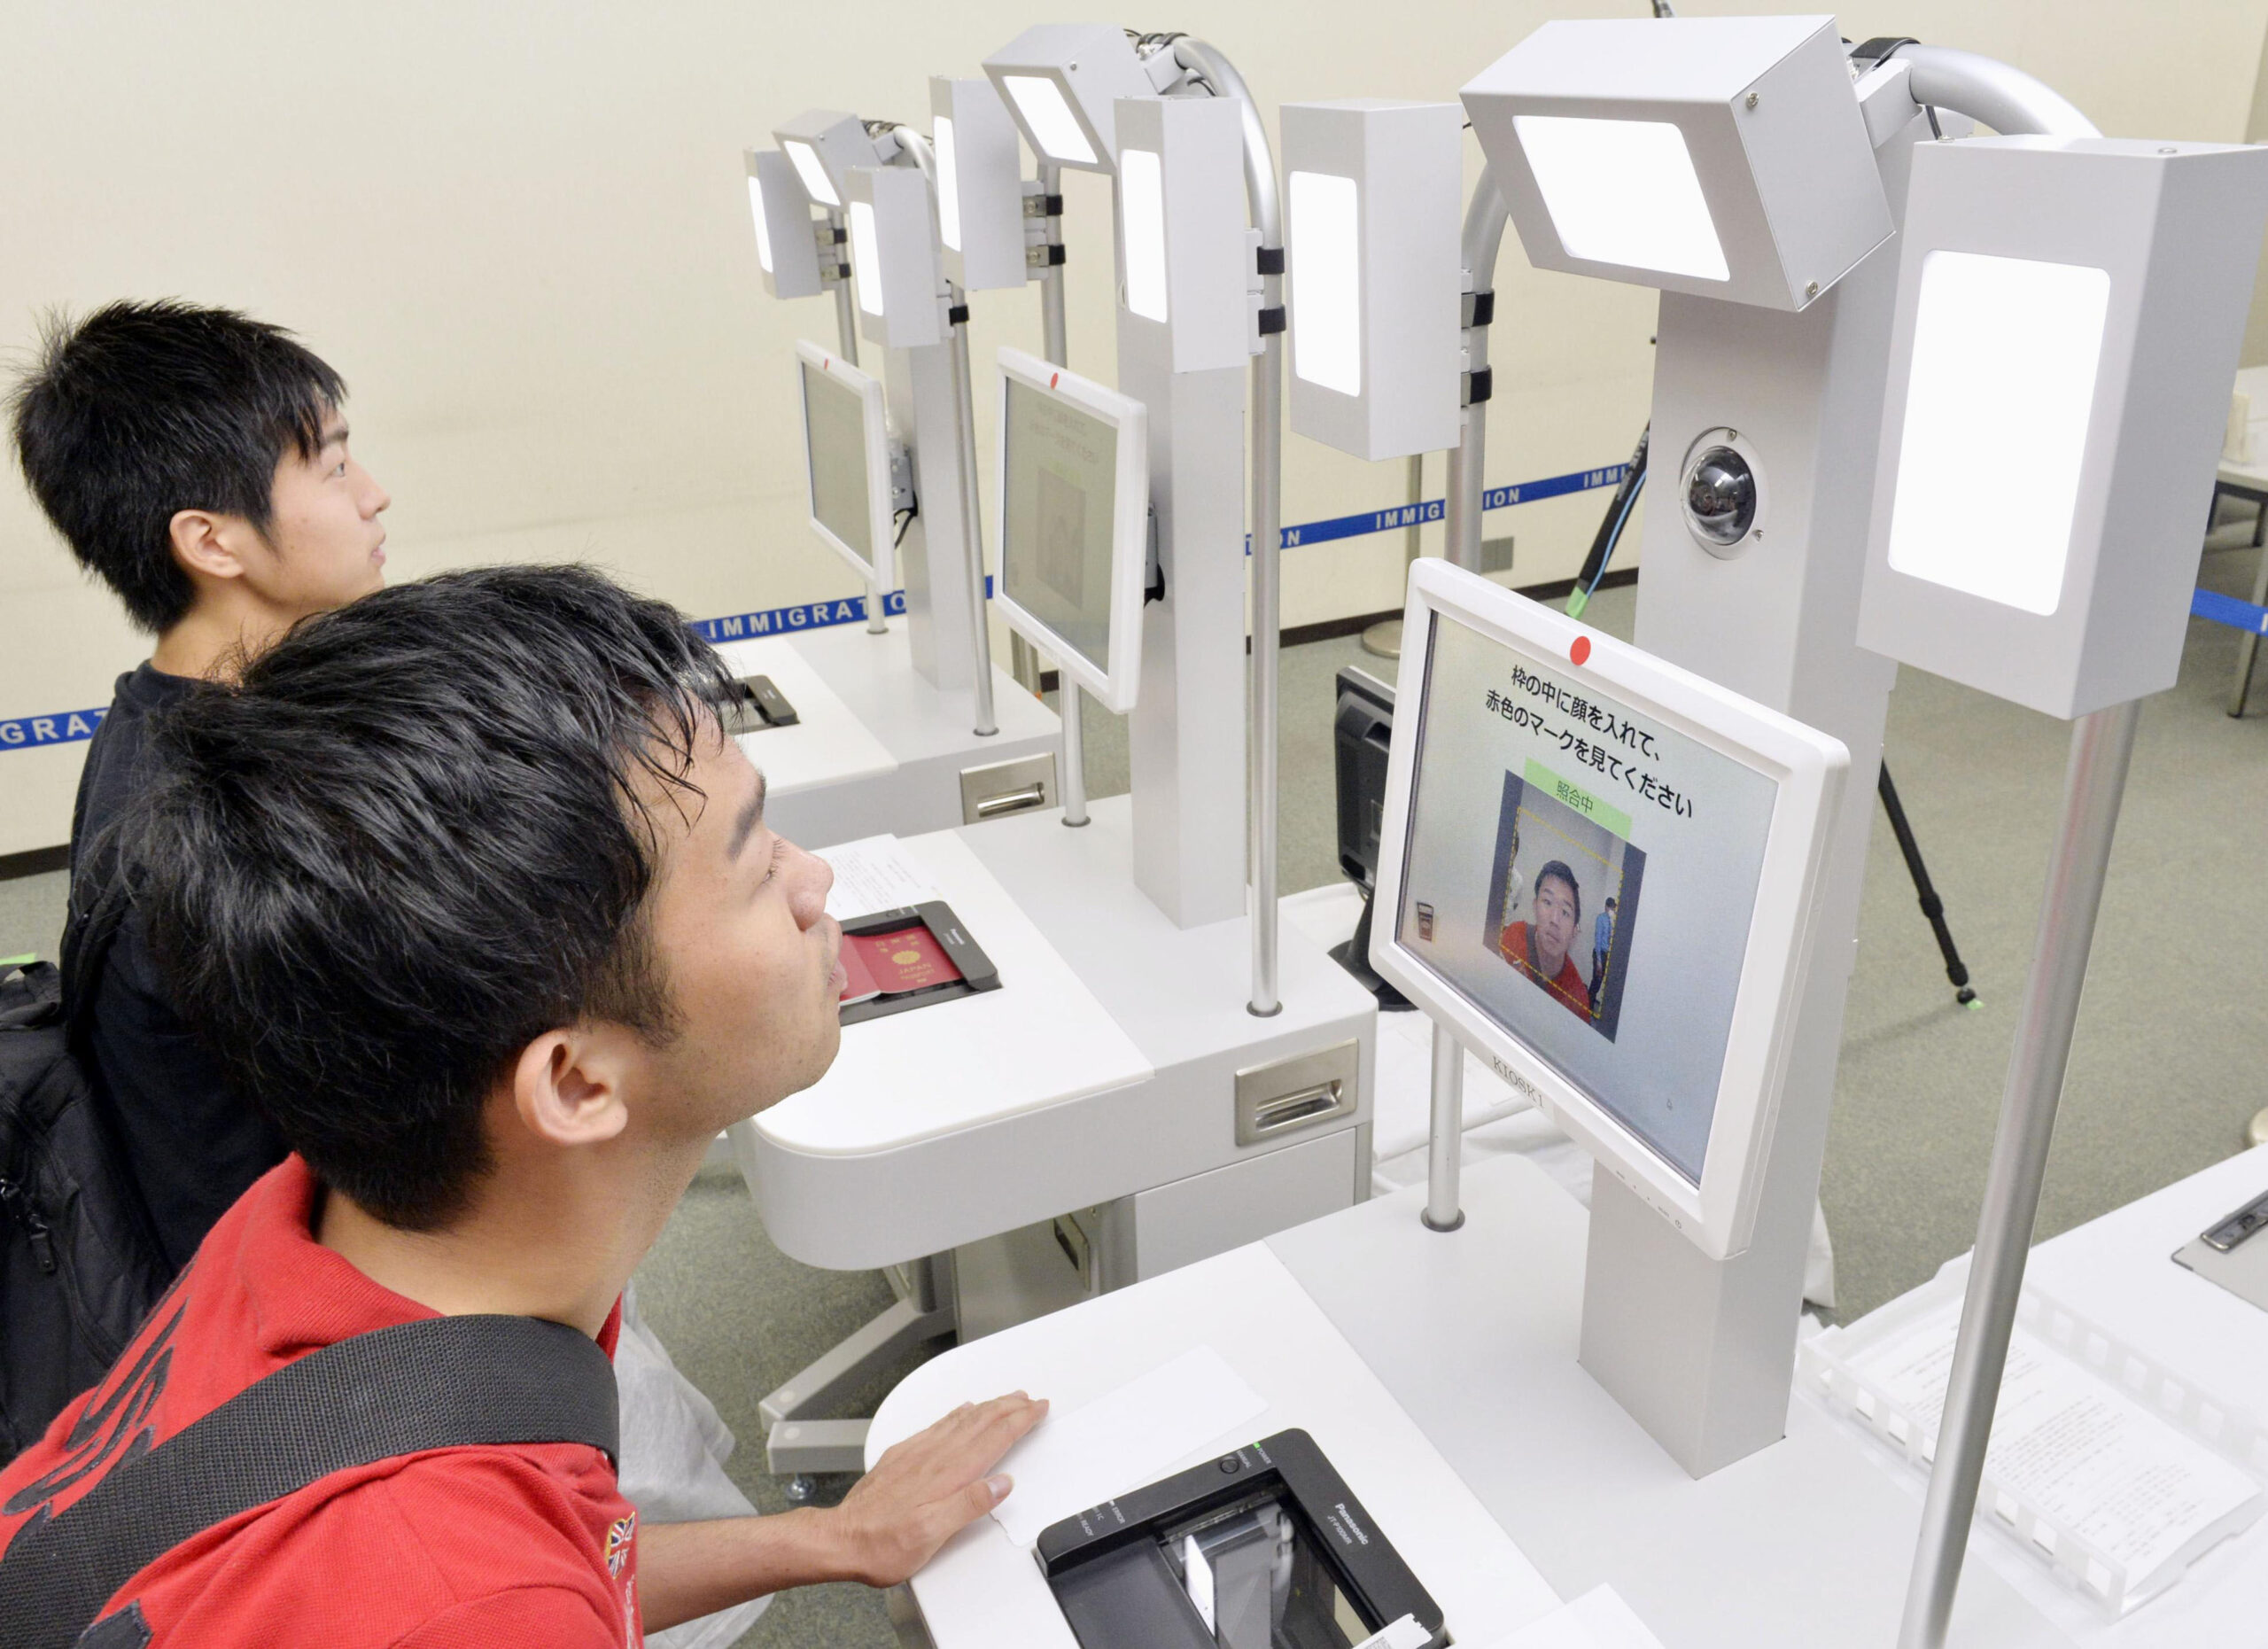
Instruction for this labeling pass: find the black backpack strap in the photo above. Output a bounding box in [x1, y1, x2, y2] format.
[58, 831, 135, 1053]
[0, 1313, 617, 1649]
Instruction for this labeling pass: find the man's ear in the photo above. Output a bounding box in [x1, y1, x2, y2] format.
[507, 1027, 635, 1149]
[167, 508, 258, 584]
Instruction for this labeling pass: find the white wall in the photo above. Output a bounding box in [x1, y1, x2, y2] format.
[3, 0, 2263, 852]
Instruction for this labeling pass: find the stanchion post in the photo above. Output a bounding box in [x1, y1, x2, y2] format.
[1896, 698, 2140, 1649]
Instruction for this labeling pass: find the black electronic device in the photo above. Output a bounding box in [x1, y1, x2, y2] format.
[1329, 667, 1410, 1010]
[721, 673, 800, 735]
[835, 900, 1001, 1026]
[1037, 1429, 1445, 1649]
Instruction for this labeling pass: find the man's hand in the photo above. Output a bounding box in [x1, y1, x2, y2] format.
[826, 1391, 1049, 1587]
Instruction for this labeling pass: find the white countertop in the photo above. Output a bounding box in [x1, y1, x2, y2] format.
[869, 1240, 1565, 1649]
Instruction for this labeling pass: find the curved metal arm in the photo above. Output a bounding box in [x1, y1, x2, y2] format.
[1895, 43, 2100, 138]
[1172, 36, 1286, 1017]
[1169, 38, 1284, 246]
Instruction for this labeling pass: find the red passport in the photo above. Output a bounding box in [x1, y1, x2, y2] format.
[846, 925, 964, 996]
[837, 939, 882, 1006]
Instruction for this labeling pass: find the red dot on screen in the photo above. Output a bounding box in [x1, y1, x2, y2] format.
[1571, 636, 1592, 666]
[1051, 372, 1060, 389]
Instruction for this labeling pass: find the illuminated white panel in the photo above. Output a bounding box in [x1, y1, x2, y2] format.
[785, 139, 839, 207]
[1886, 251, 2110, 616]
[1120, 148, 1169, 323]
[935, 115, 963, 252]
[747, 175, 774, 273]
[1512, 114, 1728, 283]
[1003, 74, 1096, 167]
[848, 200, 885, 316]
[1289, 170, 1361, 396]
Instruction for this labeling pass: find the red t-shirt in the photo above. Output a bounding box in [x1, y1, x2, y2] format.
[0, 1157, 641, 1647]
[1498, 920, 1593, 1019]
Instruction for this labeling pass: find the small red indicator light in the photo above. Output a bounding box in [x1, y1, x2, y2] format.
[1050, 372, 1060, 389]
[1570, 636, 1592, 666]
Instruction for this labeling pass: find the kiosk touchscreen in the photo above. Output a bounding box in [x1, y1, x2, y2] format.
[993, 346, 1150, 713]
[1371, 560, 1847, 1259]
[794, 339, 897, 591]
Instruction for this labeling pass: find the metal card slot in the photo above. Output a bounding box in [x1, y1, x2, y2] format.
[977, 783, 1048, 819]
[960, 751, 1060, 826]
[1252, 1085, 1342, 1134]
[1235, 1038, 1360, 1147]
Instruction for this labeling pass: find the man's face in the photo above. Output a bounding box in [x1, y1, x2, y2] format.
[1533, 875, 1578, 972]
[629, 728, 842, 1143]
[245, 412, 391, 617]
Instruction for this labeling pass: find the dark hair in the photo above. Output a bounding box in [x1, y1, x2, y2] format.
[131, 565, 735, 1230]
[9, 299, 346, 634]
[1533, 860, 1582, 925]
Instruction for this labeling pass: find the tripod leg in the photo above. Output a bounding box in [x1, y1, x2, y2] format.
[1878, 762, 1979, 1007]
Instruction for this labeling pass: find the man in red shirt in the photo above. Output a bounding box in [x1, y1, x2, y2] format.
[0, 565, 1045, 1645]
[1498, 859, 1593, 1020]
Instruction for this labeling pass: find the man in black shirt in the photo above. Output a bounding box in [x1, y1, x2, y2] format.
[12, 300, 391, 1271]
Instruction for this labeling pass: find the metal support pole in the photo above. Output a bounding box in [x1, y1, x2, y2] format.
[1172, 37, 1285, 1021]
[827, 208, 860, 368]
[823, 206, 889, 634]
[1897, 698, 2140, 1649]
[1059, 667, 1089, 827]
[1360, 456, 1425, 659]
[1037, 161, 1069, 367]
[1029, 160, 1086, 821]
[949, 308, 998, 736]
[1248, 309, 1284, 1016]
[1422, 1028, 1465, 1233]
[1424, 167, 1512, 1230]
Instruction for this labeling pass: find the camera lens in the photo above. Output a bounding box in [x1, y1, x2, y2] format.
[1683, 447, 1756, 547]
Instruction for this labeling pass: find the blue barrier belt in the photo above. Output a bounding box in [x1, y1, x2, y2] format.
[13, 465, 2264, 751]
[2193, 587, 2268, 636]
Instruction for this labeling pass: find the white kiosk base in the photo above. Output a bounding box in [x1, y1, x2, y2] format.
[716, 623, 1060, 849]
[734, 797, 1379, 1482]
[880, 1152, 2213, 1649]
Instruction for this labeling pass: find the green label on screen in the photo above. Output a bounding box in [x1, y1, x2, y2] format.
[1525, 758, 1632, 840]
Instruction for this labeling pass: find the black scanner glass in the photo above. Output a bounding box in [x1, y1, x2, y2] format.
[1039, 1430, 1444, 1649]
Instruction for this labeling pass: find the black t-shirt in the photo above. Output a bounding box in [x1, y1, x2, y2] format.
[72, 663, 287, 1274]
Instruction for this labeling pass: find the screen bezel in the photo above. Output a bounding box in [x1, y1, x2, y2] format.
[991, 345, 1150, 713]
[793, 338, 897, 591]
[1369, 558, 1847, 1260]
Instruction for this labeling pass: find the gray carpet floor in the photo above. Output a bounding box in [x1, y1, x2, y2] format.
[4, 522, 2264, 1647]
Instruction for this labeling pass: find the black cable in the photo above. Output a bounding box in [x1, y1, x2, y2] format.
[891, 505, 917, 548]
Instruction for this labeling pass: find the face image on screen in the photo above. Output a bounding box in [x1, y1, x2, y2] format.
[1486, 769, 1646, 1041]
[803, 361, 874, 565]
[1393, 614, 1778, 1184]
[1002, 377, 1117, 674]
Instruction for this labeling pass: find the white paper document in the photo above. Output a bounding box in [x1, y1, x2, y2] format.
[1846, 1302, 2264, 1604]
[1474, 1586, 1666, 1649]
[988, 1345, 1271, 1548]
[818, 835, 939, 923]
